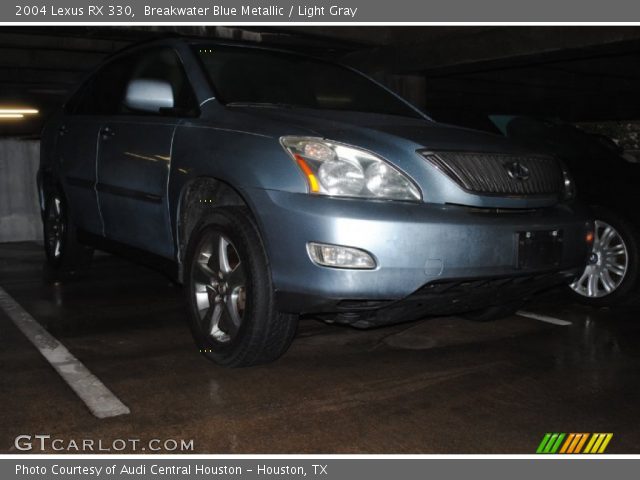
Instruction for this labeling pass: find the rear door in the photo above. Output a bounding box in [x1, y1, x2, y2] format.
[96, 47, 199, 258]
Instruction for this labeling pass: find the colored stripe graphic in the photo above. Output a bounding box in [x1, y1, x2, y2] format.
[584, 433, 614, 454]
[573, 433, 590, 453]
[536, 433, 565, 453]
[563, 433, 588, 453]
[537, 433, 613, 454]
[536, 433, 552, 453]
[548, 433, 565, 453]
[559, 433, 575, 454]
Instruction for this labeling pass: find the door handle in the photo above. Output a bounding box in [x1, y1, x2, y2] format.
[100, 126, 115, 139]
[58, 125, 68, 136]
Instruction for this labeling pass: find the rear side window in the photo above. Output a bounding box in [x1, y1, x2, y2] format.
[67, 48, 197, 116]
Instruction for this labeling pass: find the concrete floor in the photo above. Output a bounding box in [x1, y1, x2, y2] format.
[1, 242, 639, 454]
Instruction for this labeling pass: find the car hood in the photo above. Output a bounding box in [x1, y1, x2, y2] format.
[227, 106, 529, 154]
[224, 106, 561, 209]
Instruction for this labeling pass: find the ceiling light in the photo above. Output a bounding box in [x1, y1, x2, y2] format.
[0, 108, 39, 115]
[0, 114, 24, 119]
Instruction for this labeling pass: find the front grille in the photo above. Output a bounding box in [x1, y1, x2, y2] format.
[422, 151, 564, 196]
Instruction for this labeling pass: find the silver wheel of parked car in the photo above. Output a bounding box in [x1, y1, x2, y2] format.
[570, 219, 628, 298]
[185, 207, 298, 367]
[192, 231, 247, 344]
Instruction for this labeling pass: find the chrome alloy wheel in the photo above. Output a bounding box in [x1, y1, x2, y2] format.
[45, 197, 65, 259]
[192, 231, 247, 343]
[570, 219, 629, 298]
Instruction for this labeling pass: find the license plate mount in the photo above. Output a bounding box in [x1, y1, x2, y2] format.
[517, 230, 563, 269]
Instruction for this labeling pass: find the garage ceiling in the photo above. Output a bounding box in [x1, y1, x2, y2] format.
[1, 26, 640, 137]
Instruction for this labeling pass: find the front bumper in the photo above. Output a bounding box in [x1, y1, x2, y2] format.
[244, 188, 592, 314]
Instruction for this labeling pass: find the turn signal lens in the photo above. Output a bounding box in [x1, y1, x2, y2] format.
[294, 155, 320, 193]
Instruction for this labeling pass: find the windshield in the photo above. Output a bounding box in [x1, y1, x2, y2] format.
[195, 45, 422, 118]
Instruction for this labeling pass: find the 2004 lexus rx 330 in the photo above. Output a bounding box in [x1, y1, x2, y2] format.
[39, 38, 593, 366]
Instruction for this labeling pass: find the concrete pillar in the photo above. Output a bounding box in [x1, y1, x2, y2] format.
[0, 139, 42, 242]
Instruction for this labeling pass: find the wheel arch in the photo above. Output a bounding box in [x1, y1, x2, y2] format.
[175, 176, 264, 282]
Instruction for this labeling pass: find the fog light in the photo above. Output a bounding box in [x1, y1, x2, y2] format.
[306, 242, 376, 269]
[586, 231, 594, 244]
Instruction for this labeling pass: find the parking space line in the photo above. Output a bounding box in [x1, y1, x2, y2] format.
[516, 310, 572, 326]
[0, 286, 130, 419]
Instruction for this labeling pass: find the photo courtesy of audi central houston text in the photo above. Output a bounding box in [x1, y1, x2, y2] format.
[2, 26, 640, 454]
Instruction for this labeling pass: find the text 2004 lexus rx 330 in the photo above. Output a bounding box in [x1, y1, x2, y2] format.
[39, 39, 593, 366]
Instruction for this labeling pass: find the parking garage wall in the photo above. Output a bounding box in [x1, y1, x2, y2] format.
[0, 139, 42, 243]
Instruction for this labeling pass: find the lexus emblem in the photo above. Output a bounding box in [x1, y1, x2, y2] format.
[505, 161, 530, 181]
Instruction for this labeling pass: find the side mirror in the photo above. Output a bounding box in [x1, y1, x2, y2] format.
[124, 79, 174, 113]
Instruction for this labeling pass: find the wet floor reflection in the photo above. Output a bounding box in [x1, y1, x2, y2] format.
[1, 242, 640, 453]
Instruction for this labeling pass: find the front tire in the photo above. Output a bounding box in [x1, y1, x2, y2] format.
[569, 206, 639, 306]
[185, 207, 298, 367]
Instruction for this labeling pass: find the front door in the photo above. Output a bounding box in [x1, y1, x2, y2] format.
[96, 119, 176, 257]
[96, 47, 199, 259]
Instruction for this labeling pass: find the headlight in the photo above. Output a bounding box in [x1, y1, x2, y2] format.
[280, 136, 421, 201]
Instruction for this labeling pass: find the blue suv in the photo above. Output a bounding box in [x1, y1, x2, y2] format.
[39, 39, 593, 366]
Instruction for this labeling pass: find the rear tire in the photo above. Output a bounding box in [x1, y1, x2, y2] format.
[42, 191, 93, 273]
[569, 206, 640, 306]
[184, 207, 298, 367]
